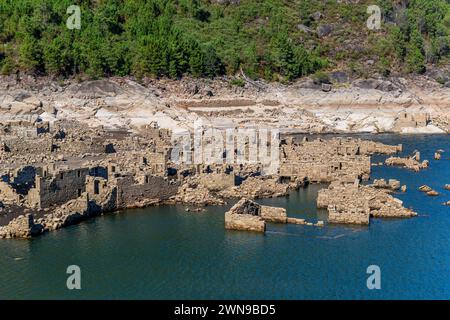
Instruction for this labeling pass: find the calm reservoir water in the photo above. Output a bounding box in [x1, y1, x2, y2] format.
[0, 134, 448, 299]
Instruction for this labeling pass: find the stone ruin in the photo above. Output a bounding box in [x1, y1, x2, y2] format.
[0, 119, 49, 138]
[393, 112, 430, 132]
[0, 117, 419, 238]
[317, 179, 417, 225]
[279, 137, 401, 183]
[0, 119, 181, 238]
[224, 198, 288, 233]
[385, 151, 429, 171]
[224, 197, 324, 233]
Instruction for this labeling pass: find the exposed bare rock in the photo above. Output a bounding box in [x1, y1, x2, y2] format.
[317, 24, 333, 38]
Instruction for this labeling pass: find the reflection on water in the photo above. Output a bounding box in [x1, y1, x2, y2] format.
[0, 134, 448, 299]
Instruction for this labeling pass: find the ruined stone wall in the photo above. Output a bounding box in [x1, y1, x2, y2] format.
[115, 174, 179, 208]
[359, 140, 402, 154]
[318, 180, 416, 225]
[0, 181, 21, 203]
[139, 123, 172, 144]
[54, 138, 110, 155]
[279, 137, 387, 182]
[280, 156, 370, 182]
[260, 205, 287, 223]
[86, 176, 118, 213]
[198, 173, 235, 191]
[280, 162, 327, 182]
[0, 120, 49, 139]
[27, 168, 90, 209]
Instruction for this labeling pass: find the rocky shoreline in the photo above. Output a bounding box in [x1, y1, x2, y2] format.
[0, 74, 448, 135]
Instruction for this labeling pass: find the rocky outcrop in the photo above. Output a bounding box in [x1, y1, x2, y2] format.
[418, 185, 439, 196]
